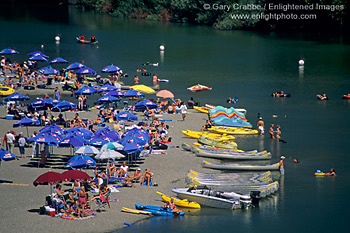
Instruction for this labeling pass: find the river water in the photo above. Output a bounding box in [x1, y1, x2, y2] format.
[1, 5, 350, 233]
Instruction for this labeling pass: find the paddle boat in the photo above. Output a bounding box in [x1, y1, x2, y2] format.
[0, 86, 15, 96]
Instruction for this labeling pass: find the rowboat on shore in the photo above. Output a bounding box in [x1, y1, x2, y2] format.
[172, 187, 252, 209]
[201, 160, 281, 171]
[193, 146, 272, 160]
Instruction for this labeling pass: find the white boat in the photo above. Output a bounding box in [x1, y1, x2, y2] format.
[172, 187, 252, 209]
[202, 160, 281, 171]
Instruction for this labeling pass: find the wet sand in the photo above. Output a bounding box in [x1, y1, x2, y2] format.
[0, 85, 212, 233]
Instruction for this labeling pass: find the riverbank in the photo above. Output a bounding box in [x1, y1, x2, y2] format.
[0, 85, 214, 233]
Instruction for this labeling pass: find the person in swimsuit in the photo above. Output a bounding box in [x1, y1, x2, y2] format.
[78, 186, 87, 218]
[279, 156, 285, 175]
[269, 124, 275, 139]
[257, 117, 265, 135]
[325, 168, 336, 176]
[275, 125, 281, 139]
[116, 161, 129, 178]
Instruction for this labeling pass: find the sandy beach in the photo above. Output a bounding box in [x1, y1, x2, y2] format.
[0, 85, 212, 233]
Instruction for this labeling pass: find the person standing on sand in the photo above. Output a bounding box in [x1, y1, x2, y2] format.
[257, 117, 264, 135]
[54, 87, 61, 102]
[269, 124, 275, 139]
[179, 102, 187, 121]
[18, 133, 26, 158]
[6, 130, 15, 153]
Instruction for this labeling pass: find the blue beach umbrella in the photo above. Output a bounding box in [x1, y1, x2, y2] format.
[66, 62, 86, 70]
[0, 48, 19, 55]
[116, 111, 138, 122]
[123, 89, 144, 98]
[122, 128, 151, 141]
[4, 92, 29, 101]
[75, 86, 97, 95]
[66, 127, 93, 137]
[65, 155, 96, 169]
[97, 95, 120, 103]
[39, 124, 65, 134]
[43, 97, 59, 106]
[134, 99, 157, 111]
[97, 84, 117, 93]
[101, 64, 121, 73]
[27, 134, 60, 146]
[74, 146, 100, 155]
[76, 67, 96, 75]
[59, 137, 84, 148]
[39, 66, 60, 75]
[28, 51, 48, 58]
[28, 98, 55, 111]
[119, 134, 148, 148]
[29, 55, 48, 62]
[13, 117, 40, 137]
[103, 90, 124, 98]
[50, 57, 68, 64]
[87, 136, 114, 147]
[0, 148, 17, 161]
[94, 128, 120, 142]
[122, 141, 140, 153]
[51, 101, 77, 112]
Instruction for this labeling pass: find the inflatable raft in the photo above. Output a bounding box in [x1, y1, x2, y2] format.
[208, 126, 259, 135]
[182, 130, 235, 141]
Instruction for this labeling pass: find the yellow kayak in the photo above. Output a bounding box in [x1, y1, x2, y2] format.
[157, 191, 201, 209]
[0, 86, 15, 96]
[193, 106, 210, 114]
[121, 207, 152, 215]
[181, 130, 235, 141]
[208, 126, 259, 135]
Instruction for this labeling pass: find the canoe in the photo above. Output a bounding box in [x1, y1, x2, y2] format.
[198, 136, 237, 149]
[135, 204, 184, 216]
[194, 147, 272, 160]
[157, 191, 201, 209]
[181, 130, 235, 141]
[121, 207, 152, 215]
[172, 187, 252, 209]
[0, 86, 15, 96]
[181, 143, 192, 151]
[202, 160, 281, 171]
[191, 143, 244, 152]
[208, 126, 259, 135]
[76, 37, 98, 45]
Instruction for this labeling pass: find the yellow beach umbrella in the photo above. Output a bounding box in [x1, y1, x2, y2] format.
[130, 84, 155, 94]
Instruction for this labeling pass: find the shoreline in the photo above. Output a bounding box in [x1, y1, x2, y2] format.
[0, 85, 215, 233]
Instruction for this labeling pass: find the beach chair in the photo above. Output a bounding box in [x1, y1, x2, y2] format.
[123, 101, 131, 111]
[93, 190, 111, 211]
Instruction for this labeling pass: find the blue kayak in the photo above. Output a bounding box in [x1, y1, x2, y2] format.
[135, 204, 185, 216]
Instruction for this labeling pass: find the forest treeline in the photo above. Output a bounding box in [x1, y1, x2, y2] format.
[76, 0, 350, 32]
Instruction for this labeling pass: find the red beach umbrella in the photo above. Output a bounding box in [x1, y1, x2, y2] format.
[61, 170, 92, 182]
[33, 171, 63, 187]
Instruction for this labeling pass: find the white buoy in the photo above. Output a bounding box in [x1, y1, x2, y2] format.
[41, 44, 44, 49]
[298, 59, 304, 66]
[55, 36, 60, 41]
[159, 45, 165, 51]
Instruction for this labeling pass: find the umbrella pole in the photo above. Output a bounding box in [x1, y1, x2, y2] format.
[26, 126, 29, 138]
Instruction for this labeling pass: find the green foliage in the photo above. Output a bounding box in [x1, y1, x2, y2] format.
[76, 0, 349, 31]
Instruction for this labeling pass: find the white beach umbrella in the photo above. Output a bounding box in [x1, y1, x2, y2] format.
[95, 149, 125, 160]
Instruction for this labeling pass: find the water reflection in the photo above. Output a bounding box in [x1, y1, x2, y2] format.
[160, 51, 165, 63]
[298, 65, 304, 79]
